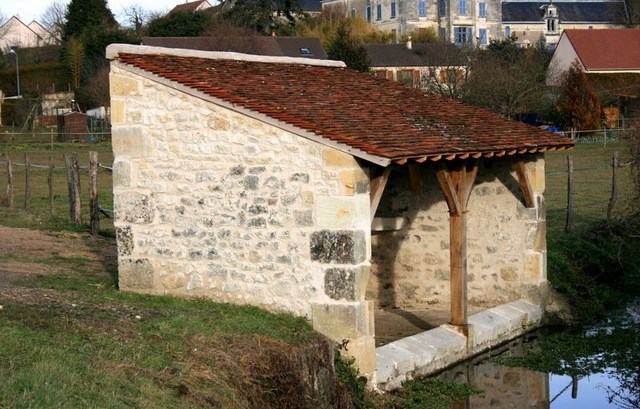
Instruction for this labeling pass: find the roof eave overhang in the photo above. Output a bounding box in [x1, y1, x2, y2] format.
[388, 144, 574, 165]
[113, 61, 392, 167]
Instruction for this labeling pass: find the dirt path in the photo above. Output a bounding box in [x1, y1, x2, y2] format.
[0, 226, 117, 303]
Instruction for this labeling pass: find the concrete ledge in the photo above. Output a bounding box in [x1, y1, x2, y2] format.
[375, 299, 543, 391]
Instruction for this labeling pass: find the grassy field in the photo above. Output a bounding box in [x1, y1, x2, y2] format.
[0, 128, 114, 234]
[544, 139, 635, 235]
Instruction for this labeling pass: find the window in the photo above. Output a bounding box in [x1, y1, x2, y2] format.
[454, 26, 472, 45]
[376, 1, 382, 20]
[418, 0, 426, 16]
[391, 0, 396, 18]
[439, 0, 446, 17]
[459, 0, 466, 15]
[479, 1, 486, 17]
[505, 25, 511, 38]
[351, 8, 356, 18]
[300, 48, 311, 55]
[400, 70, 416, 86]
[367, 5, 372, 21]
[479, 28, 487, 45]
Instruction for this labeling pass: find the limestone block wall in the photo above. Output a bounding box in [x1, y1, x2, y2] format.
[109, 63, 376, 373]
[369, 156, 547, 310]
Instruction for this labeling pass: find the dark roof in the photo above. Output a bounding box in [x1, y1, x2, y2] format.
[170, 0, 210, 13]
[299, 0, 322, 12]
[107, 45, 573, 164]
[141, 36, 328, 59]
[564, 29, 640, 70]
[365, 43, 466, 68]
[502, 1, 626, 23]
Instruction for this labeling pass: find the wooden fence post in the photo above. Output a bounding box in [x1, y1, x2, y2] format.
[607, 151, 619, 223]
[6, 155, 13, 209]
[24, 153, 31, 210]
[64, 152, 82, 224]
[48, 155, 55, 217]
[565, 155, 574, 233]
[89, 151, 99, 235]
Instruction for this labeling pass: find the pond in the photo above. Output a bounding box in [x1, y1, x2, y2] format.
[437, 301, 640, 409]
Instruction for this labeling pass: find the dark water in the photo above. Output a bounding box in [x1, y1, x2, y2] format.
[438, 302, 640, 409]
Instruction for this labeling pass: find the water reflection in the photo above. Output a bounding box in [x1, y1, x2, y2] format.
[437, 329, 639, 409]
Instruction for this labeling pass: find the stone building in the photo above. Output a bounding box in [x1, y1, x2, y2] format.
[322, 0, 502, 45]
[321, 0, 626, 47]
[107, 44, 573, 386]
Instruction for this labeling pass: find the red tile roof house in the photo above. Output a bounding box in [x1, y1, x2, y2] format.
[547, 29, 640, 85]
[107, 44, 574, 390]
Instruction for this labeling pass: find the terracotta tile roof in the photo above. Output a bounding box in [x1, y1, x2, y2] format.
[564, 29, 640, 71]
[108, 45, 573, 165]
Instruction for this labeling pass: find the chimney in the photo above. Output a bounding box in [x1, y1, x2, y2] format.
[406, 35, 412, 50]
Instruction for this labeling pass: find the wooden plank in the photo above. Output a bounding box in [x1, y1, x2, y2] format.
[513, 158, 535, 208]
[370, 166, 392, 221]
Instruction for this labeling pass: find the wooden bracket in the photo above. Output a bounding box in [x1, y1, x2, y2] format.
[370, 166, 392, 222]
[513, 158, 535, 208]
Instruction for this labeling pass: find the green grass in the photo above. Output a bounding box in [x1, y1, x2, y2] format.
[0, 128, 114, 235]
[544, 139, 640, 321]
[544, 140, 635, 235]
[0, 267, 319, 408]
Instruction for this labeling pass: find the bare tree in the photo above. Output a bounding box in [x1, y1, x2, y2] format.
[462, 38, 552, 117]
[121, 4, 149, 36]
[40, 1, 67, 44]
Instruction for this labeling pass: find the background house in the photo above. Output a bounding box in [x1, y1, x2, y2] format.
[108, 44, 573, 386]
[169, 0, 214, 13]
[547, 28, 640, 125]
[365, 41, 467, 92]
[503, 1, 627, 49]
[141, 36, 328, 59]
[321, 0, 626, 46]
[0, 16, 59, 51]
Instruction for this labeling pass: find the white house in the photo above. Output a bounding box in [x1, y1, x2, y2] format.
[0, 16, 58, 51]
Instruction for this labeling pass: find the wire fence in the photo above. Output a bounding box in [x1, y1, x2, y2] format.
[0, 149, 114, 235]
[544, 140, 637, 234]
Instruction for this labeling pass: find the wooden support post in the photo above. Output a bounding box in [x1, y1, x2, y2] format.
[370, 166, 392, 222]
[24, 153, 30, 210]
[64, 152, 82, 224]
[436, 160, 478, 328]
[48, 155, 55, 217]
[89, 151, 99, 235]
[565, 155, 574, 233]
[6, 155, 13, 209]
[607, 151, 618, 223]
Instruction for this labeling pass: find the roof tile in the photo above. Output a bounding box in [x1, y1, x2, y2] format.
[111, 46, 574, 163]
